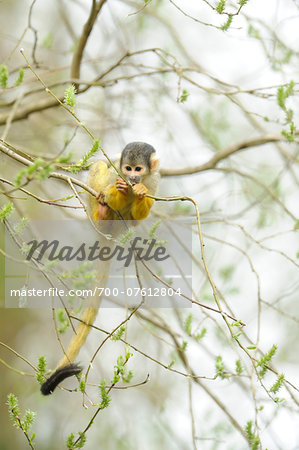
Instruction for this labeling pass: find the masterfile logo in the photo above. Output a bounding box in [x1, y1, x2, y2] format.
[25, 237, 170, 267]
[5, 219, 192, 308]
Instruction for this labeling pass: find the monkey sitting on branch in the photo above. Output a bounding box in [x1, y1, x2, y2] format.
[88, 141, 160, 222]
[40, 142, 160, 395]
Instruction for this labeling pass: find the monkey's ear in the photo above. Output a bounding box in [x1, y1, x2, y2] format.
[150, 154, 160, 171]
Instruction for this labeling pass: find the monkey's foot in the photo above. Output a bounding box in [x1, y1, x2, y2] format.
[132, 183, 148, 198]
[96, 192, 105, 202]
[116, 178, 129, 193]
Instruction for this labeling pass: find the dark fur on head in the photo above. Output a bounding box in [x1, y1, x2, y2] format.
[120, 142, 156, 169]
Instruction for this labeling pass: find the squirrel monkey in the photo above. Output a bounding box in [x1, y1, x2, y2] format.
[41, 142, 159, 395]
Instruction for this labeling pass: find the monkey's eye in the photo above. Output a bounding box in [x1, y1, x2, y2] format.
[135, 166, 142, 172]
[125, 166, 132, 171]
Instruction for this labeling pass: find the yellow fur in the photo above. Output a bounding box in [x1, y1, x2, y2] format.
[105, 185, 130, 211]
[92, 210, 99, 221]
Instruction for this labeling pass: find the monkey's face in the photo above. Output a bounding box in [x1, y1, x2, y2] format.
[121, 164, 147, 185]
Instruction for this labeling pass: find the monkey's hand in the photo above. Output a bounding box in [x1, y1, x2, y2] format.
[95, 192, 109, 220]
[132, 183, 148, 199]
[131, 184, 154, 220]
[116, 177, 129, 193]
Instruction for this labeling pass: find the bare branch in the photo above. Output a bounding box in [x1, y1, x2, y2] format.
[71, 0, 108, 89]
[160, 134, 297, 176]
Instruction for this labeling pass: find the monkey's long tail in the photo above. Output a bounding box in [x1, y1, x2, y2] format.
[56, 307, 99, 369]
[40, 307, 99, 395]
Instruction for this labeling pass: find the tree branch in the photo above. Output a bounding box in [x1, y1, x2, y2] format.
[71, 0, 108, 89]
[0, 140, 97, 198]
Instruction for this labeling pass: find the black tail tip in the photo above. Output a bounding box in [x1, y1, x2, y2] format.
[40, 363, 82, 396]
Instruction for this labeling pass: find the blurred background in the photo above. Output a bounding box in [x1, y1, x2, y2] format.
[0, 0, 299, 448]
